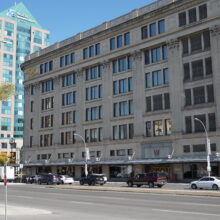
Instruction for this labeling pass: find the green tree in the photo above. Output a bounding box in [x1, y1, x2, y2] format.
[0, 83, 15, 101]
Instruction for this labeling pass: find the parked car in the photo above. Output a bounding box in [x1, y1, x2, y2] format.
[38, 174, 61, 185]
[21, 175, 32, 183]
[190, 176, 220, 190]
[91, 174, 107, 183]
[30, 175, 42, 184]
[80, 174, 106, 186]
[127, 172, 167, 188]
[59, 175, 74, 184]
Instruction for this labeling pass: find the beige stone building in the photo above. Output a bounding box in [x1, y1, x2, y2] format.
[21, 0, 220, 180]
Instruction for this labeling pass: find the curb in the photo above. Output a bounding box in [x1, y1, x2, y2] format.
[48, 185, 220, 197]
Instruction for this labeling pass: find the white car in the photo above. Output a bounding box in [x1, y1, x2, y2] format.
[59, 175, 74, 184]
[190, 176, 220, 190]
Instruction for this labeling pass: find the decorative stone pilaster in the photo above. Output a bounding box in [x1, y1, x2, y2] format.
[102, 59, 112, 140]
[209, 25, 220, 130]
[103, 60, 111, 70]
[132, 49, 145, 137]
[210, 25, 220, 37]
[132, 50, 142, 61]
[167, 39, 180, 50]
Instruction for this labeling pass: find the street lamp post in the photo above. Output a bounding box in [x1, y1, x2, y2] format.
[9, 138, 15, 164]
[74, 133, 89, 176]
[194, 118, 211, 177]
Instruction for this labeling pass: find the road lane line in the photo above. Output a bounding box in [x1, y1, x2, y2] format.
[152, 209, 220, 217]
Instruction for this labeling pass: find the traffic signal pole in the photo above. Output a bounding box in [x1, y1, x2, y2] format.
[4, 160, 8, 220]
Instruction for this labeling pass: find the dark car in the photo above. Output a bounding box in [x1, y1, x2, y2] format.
[21, 175, 32, 183]
[80, 174, 105, 186]
[127, 172, 167, 188]
[38, 174, 61, 185]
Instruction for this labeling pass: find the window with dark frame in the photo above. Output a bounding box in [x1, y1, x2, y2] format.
[185, 116, 192, 133]
[179, 12, 186, 27]
[188, 8, 197, 24]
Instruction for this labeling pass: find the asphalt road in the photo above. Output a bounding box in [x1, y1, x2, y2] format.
[0, 184, 220, 220]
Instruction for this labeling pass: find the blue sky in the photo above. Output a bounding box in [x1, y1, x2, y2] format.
[0, 0, 156, 44]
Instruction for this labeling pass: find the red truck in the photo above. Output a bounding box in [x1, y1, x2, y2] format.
[127, 172, 167, 188]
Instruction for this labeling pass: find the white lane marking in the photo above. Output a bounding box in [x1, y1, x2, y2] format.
[15, 196, 33, 199]
[152, 209, 220, 217]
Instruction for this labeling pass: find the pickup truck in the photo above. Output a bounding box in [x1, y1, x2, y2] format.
[127, 172, 167, 188]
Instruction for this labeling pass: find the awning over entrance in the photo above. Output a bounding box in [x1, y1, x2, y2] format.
[22, 155, 220, 167]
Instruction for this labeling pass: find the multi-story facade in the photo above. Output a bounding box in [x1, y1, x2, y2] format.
[21, 0, 220, 180]
[0, 3, 49, 166]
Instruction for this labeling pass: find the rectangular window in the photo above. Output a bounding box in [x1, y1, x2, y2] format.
[182, 38, 189, 55]
[194, 114, 206, 133]
[192, 60, 203, 78]
[124, 32, 130, 46]
[207, 85, 214, 103]
[113, 81, 118, 95]
[162, 45, 168, 60]
[65, 54, 70, 65]
[150, 23, 156, 37]
[179, 12, 186, 27]
[163, 68, 169, 84]
[83, 48, 88, 59]
[71, 53, 75, 64]
[146, 121, 151, 137]
[110, 38, 115, 50]
[141, 26, 148, 39]
[193, 144, 206, 152]
[146, 96, 151, 112]
[153, 95, 163, 111]
[158, 20, 165, 34]
[188, 8, 197, 23]
[144, 50, 150, 65]
[145, 72, 151, 88]
[129, 123, 134, 139]
[199, 4, 207, 20]
[117, 35, 123, 48]
[110, 150, 115, 156]
[185, 89, 192, 106]
[153, 120, 163, 136]
[185, 116, 192, 133]
[152, 70, 162, 86]
[203, 31, 210, 49]
[209, 113, 216, 132]
[164, 93, 170, 109]
[193, 86, 205, 104]
[95, 43, 100, 55]
[191, 34, 202, 52]
[205, 57, 212, 75]
[60, 56, 64, 67]
[151, 47, 161, 63]
[165, 119, 171, 135]
[183, 145, 190, 153]
[183, 63, 190, 81]
[89, 45, 94, 57]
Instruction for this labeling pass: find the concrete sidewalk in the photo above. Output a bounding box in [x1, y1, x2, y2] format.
[0, 204, 51, 216]
[49, 185, 220, 197]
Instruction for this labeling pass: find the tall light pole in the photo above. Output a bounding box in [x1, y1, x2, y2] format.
[194, 118, 211, 177]
[74, 133, 89, 176]
[9, 138, 15, 164]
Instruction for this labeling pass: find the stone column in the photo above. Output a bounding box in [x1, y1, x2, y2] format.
[132, 50, 145, 137]
[75, 69, 84, 137]
[210, 25, 220, 131]
[53, 76, 61, 145]
[102, 60, 112, 140]
[33, 82, 40, 148]
[167, 39, 183, 134]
